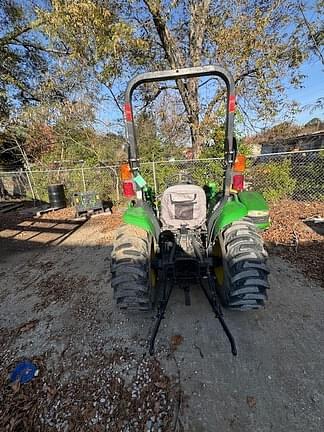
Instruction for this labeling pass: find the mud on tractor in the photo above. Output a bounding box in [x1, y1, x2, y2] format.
[112, 66, 270, 355]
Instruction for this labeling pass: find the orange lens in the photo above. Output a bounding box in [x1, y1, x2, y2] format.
[120, 163, 132, 181]
[233, 154, 246, 172]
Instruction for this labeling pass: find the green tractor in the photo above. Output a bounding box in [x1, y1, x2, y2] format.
[112, 66, 270, 355]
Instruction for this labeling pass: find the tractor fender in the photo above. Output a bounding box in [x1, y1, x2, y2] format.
[237, 191, 270, 229]
[210, 191, 270, 239]
[122, 201, 160, 243]
[237, 191, 269, 213]
[212, 199, 248, 235]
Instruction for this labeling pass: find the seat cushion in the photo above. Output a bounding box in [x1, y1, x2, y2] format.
[160, 184, 206, 229]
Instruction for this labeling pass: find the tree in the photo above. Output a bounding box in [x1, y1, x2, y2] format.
[135, 112, 183, 161]
[298, 0, 324, 66]
[116, 0, 313, 155]
[38, 0, 147, 113]
[0, 0, 129, 167]
[1, 0, 322, 165]
[28, 0, 317, 156]
[0, 0, 72, 120]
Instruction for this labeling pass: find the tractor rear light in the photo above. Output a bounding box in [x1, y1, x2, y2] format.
[124, 103, 133, 122]
[229, 94, 236, 113]
[122, 180, 136, 197]
[232, 174, 244, 191]
[120, 163, 132, 181]
[233, 154, 246, 172]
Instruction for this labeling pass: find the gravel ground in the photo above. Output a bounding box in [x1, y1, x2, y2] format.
[0, 204, 323, 431]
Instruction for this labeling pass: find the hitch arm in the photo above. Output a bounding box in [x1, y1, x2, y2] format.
[149, 269, 173, 355]
[201, 271, 237, 356]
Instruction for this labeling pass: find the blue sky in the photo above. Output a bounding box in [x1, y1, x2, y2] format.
[285, 60, 324, 124]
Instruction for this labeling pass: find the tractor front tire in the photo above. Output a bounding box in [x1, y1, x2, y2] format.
[215, 220, 270, 310]
[111, 225, 155, 311]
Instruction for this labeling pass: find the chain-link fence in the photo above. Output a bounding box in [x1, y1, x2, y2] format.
[144, 149, 324, 202]
[247, 150, 324, 201]
[0, 149, 323, 203]
[0, 165, 120, 203]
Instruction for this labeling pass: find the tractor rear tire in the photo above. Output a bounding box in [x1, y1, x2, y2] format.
[215, 220, 270, 310]
[111, 225, 155, 311]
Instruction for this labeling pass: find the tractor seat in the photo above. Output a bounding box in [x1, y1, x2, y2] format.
[160, 184, 207, 230]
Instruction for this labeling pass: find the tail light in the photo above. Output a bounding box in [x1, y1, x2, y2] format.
[122, 180, 135, 197]
[120, 163, 135, 197]
[232, 154, 246, 191]
[232, 174, 244, 191]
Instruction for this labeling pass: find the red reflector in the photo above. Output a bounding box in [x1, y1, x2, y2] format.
[232, 174, 244, 191]
[229, 95, 236, 113]
[122, 180, 135, 197]
[124, 103, 133, 122]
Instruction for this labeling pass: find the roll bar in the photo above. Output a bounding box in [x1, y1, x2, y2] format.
[124, 65, 236, 171]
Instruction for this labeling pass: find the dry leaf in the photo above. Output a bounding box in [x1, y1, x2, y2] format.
[246, 396, 256, 408]
[11, 380, 21, 394]
[170, 334, 184, 351]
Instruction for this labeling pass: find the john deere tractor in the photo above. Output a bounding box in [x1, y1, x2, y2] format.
[112, 66, 270, 355]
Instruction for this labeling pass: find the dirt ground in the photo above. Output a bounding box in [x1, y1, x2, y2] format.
[0, 204, 323, 432]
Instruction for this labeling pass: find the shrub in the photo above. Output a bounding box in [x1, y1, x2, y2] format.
[249, 159, 296, 202]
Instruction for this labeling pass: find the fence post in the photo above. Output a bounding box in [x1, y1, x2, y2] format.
[151, 157, 159, 216]
[25, 168, 36, 201]
[152, 158, 158, 195]
[81, 164, 86, 192]
[114, 168, 120, 202]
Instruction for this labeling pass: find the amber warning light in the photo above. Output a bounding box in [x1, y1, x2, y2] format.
[232, 154, 246, 192]
[120, 163, 132, 181]
[233, 154, 246, 172]
[120, 163, 135, 198]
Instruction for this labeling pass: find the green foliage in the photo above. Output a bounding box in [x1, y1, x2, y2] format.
[38, 0, 147, 80]
[249, 159, 296, 202]
[191, 161, 224, 192]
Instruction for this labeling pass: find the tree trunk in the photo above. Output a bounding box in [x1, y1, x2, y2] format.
[189, 118, 204, 157]
[143, 0, 211, 157]
[187, 80, 203, 156]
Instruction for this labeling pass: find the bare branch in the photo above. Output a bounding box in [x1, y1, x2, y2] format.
[139, 85, 177, 111]
[298, 3, 324, 65]
[10, 38, 70, 55]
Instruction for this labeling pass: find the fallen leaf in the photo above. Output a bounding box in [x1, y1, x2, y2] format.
[154, 401, 160, 413]
[46, 385, 57, 400]
[170, 334, 184, 351]
[246, 396, 256, 408]
[11, 380, 21, 394]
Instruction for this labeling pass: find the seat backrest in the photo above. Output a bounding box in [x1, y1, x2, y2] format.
[160, 184, 206, 229]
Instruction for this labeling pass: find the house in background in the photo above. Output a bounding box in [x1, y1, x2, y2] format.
[246, 118, 324, 155]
